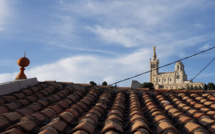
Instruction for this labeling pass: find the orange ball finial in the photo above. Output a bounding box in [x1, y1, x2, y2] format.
[15, 52, 30, 80]
[17, 57, 30, 67]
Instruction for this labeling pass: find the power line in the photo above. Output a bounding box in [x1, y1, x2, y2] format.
[109, 46, 215, 86]
[183, 56, 215, 89]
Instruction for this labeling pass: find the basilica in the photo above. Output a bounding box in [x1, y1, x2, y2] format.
[150, 46, 205, 90]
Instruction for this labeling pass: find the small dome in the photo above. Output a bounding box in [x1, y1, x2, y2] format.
[17, 57, 30, 67]
[175, 60, 184, 71]
[176, 60, 183, 66]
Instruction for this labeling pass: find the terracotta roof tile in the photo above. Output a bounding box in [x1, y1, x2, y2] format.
[27, 103, 42, 112]
[73, 121, 95, 134]
[156, 121, 179, 134]
[88, 108, 102, 117]
[208, 124, 215, 133]
[131, 120, 151, 133]
[16, 107, 34, 116]
[206, 110, 215, 117]
[22, 88, 34, 96]
[184, 122, 207, 133]
[1, 128, 25, 134]
[106, 114, 123, 122]
[15, 120, 37, 131]
[1, 82, 215, 134]
[101, 121, 123, 134]
[197, 116, 215, 127]
[185, 108, 198, 117]
[133, 128, 150, 134]
[59, 112, 74, 123]
[82, 114, 98, 124]
[192, 112, 205, 119]
[17, 99, 30, 106]
[35, 92, 45, 98]
[13, 93, 25, 99]
[0, 116, 10, 129]
[48, 105, 63, 114]
[56, 100, 69, 109]
[177, 116, 193, 125]
[1, 112, 23, 122]
[0, 106, 9, 114]
[30, 86, 41, 93]
[31, 113, 47, 122]
[44, 117, 67, 132]
[40, 108, 56, 118]
[66, 108, 80, 118]
[4, 102, 21, 111]
[73, 130, 88, 134]
[38, 126, 58, 134]
[2, 96, 17, 103]
[199, 98, 207, 103]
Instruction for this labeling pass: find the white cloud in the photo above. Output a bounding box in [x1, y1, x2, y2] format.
[199, 44, 212, 50]
[0, 0, 10, 31]
[0, 49, 151, 87]
[48, 15, 75, 38]
[89, 26, 144, 47]
[0, 73, 17, 83]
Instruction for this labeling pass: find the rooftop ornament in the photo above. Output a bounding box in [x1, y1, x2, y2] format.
[15, 51, 30, 80]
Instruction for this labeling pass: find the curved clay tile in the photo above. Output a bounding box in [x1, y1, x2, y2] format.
[72, 121, 95, 134]
[60, 111, 75, 123]
[2, 128, 25, 134]
[131, 120, 151, 134]
[156, 121, 179, 134]
[1, 112, 23, 122]
[44, 118, 67, 132]
[184, 122, 208, 134]
[100, 121, 123, 134]
[73, 130, 88, 134]
[133, 128, 150, 134]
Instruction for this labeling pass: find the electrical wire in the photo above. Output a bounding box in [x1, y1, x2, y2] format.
[183, 56, 215, 89]
[109, 46, 215, 86]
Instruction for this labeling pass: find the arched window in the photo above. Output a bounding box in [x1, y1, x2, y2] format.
[169, 78, 171, 81]
[176, 75, 180, 79]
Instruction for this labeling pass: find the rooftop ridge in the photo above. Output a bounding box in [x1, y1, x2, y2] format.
[0, 78, 38, 96]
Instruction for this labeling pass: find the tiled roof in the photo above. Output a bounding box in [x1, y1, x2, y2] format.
[0, 82, 215, 134]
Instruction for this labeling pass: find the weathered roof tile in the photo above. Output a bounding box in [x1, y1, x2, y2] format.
[1, 82, 215, 134]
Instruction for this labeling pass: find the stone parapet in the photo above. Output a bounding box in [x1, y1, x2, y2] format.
[0, 78, 38, 96]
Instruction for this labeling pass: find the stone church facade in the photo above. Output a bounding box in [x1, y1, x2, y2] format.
[150, 46, 205, 90]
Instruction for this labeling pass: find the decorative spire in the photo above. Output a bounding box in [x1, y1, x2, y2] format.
[15, 52, 30, 80]
[153, 46, 157, 60]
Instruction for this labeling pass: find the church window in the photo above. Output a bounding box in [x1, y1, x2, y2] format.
[159, 79, 160, 82]
[169, 78, 171, 81]
[176, 75, 180, 79]
[164, 79, 166, 82]
[151, 64, 155, 68]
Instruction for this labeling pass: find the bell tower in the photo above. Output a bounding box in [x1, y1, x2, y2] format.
[150, 46, 159, 84]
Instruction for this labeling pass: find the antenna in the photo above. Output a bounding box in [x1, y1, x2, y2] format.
[24, 51, 26, 57]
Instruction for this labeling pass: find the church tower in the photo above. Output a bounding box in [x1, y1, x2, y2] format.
[175, 61, 187, 84]
[150, 46, 159, 84]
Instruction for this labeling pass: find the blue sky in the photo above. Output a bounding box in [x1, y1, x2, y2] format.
[0, 0, 214, 86]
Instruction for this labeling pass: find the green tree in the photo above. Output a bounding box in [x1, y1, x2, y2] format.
[102, 81, 108, 86]
[207, 82, 215, 90]
[141, 82, 153, 89]
[89, 81, 97, 85]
